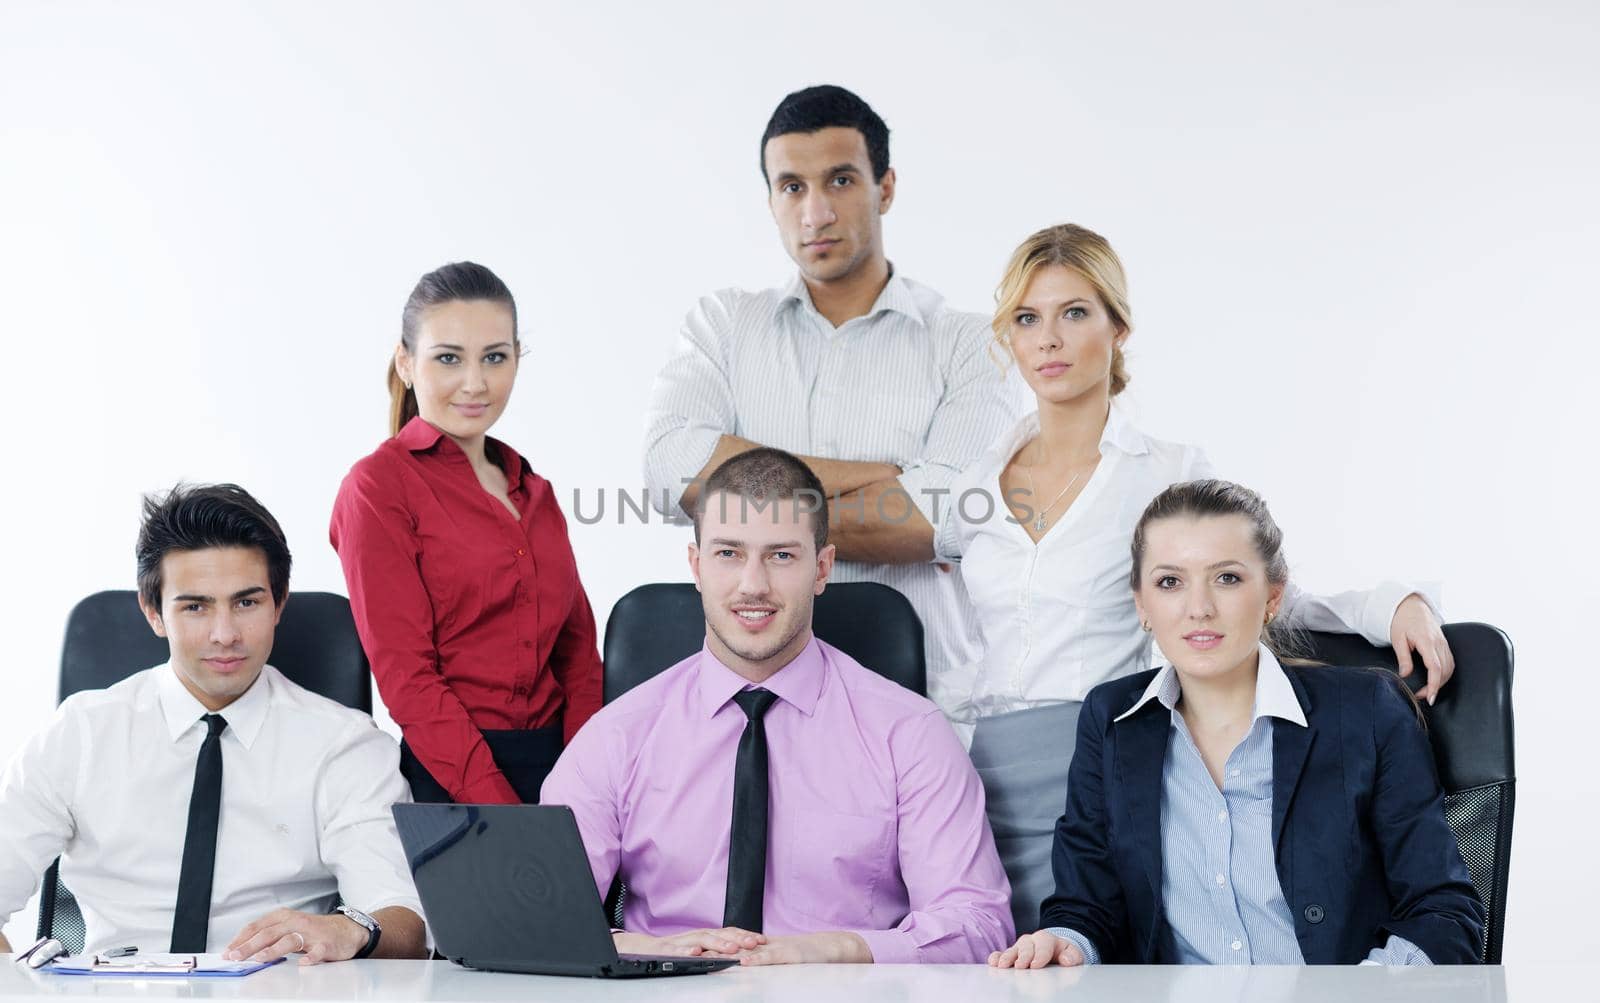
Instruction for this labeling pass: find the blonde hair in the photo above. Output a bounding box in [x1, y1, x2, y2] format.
[992, 223, 1133, 396]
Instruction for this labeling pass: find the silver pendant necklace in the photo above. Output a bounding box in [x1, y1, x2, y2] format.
[1023, 446, 1091, 533]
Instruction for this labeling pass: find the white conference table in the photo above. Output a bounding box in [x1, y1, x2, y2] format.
[0, 958, 1533, 1002]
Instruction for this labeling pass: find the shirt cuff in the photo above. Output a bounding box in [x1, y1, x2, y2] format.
[1361, 933, 1433, 966]
[1044, 927, 1100, 966]
[851, 927, 917, 965]
[645, 425, 724, 515]
[1357, 580, 1443, 646]
[896, 463, 955, 560]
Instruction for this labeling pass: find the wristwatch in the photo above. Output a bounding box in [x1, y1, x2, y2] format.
[336, 905, 382, 959]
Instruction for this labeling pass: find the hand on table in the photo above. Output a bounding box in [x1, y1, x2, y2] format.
[223, 908, 367, 966]
[612, 927, 765, 958]
[988, 931, 1084, 969]
[734, 931, 872, 965]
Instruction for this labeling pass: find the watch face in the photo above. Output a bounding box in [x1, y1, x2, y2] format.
[340, 907, 377, 931]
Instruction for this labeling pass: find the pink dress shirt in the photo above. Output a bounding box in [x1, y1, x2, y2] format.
[540, 638, 1014, 963]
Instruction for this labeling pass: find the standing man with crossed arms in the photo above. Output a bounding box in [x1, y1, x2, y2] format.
[643, 85, 1021, 711]
[543, 448, 1012, 964]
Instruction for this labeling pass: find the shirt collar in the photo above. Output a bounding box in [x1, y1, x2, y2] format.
[777, 266, 926, 329]
[696, 636, 825, 719]
[1099, 402, 1151, 457]
[1113, 643, 1308, 728]
[395, 416, 525, 483]
[156, 662, 273, 748]
[396, 415, 447, 451]
[1005, 401, 1151, 463]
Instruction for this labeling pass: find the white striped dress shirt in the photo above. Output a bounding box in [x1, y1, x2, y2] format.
[643, 270, 1023, 688]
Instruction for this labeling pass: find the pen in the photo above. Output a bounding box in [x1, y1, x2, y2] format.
[100, 947, 138, 959]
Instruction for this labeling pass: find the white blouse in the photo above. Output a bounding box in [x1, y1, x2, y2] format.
[933, 406, 1431, 736]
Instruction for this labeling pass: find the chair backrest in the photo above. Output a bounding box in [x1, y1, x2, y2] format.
[39, 589, 372, 949]
[601, 581, 926, 702]
[1298, 622, 1514, 963]
[58, 590, 372, 711]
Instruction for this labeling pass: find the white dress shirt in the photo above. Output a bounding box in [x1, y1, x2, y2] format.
[643, 270, 1024, 687]
[0, 664, 421, 954]
[935, 407, 1436, 737]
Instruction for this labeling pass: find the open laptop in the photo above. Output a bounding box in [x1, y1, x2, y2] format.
[392, 802, 737, 978]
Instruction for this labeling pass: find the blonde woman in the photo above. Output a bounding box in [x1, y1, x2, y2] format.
[937, 225, 1453, 933]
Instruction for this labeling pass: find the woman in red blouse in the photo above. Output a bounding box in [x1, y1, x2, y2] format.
[330, 261, 603, 804]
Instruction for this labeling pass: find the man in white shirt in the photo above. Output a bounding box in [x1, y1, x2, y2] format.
[644, 84, 1022, 687]
[0, 484, 425, 963]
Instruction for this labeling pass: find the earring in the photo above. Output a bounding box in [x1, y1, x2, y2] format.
[1141, 620, 1151, 632]
[1264, 610, 1276, 625]
[403, 380, 412, 391]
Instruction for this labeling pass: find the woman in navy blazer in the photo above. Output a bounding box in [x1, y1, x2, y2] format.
[990, 479, 1484, 968]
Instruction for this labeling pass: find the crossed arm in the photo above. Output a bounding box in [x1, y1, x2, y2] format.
[644, 293, 1018, 567]
[677, 433, 933, 564]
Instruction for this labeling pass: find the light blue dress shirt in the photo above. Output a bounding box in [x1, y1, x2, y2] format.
[1049, 646, 1432, 966]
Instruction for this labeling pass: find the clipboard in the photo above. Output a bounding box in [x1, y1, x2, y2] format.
[45, 953, 284, 978]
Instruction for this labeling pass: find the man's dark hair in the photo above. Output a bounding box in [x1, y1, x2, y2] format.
[760, 85, 890, 186]
[694, 448, 829, 552]
[136, 483, 293, 610]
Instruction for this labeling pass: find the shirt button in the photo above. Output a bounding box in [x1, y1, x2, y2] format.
[1214, 874, 1226, 887]
[522, 640, 533, 649]
[1217, 810, 1227, 822]
[1230, 769, 1241, 778]
[516, 548, 526, 556]
[1231, 939, 1242, 951]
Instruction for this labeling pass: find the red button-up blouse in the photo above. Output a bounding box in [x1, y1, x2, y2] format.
[329, 417, 603, 804]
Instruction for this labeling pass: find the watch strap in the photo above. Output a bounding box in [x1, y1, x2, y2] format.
[336, 906, 382, 960]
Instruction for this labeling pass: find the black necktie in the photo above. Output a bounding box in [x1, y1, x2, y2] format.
[723, 688, 779, 932]
[171, 713, 228, 952]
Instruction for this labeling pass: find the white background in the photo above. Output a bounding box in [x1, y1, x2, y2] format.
[2, 0, 1596, 960]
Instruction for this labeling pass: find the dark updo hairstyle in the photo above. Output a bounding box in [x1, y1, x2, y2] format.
[1128, 478, 1298, 660]
[1129, 478, 1425, 715]
[388, 261, 519, 437]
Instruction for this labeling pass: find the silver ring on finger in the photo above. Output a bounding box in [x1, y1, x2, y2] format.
[292, 931, 305, 953]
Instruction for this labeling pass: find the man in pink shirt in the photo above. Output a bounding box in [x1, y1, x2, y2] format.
[541, 448, 1013, 964]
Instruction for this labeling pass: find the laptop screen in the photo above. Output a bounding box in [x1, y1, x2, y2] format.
[392, 803, 617, 966]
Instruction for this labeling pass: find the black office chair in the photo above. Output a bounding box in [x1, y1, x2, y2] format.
[602, 581, 926, 701]
[36, 589, 372, 952]
[1300, 622, 1514, 963]
[598, 581, 926, 924]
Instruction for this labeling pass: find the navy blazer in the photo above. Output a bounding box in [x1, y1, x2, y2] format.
[1039, 664, 1485, 964]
